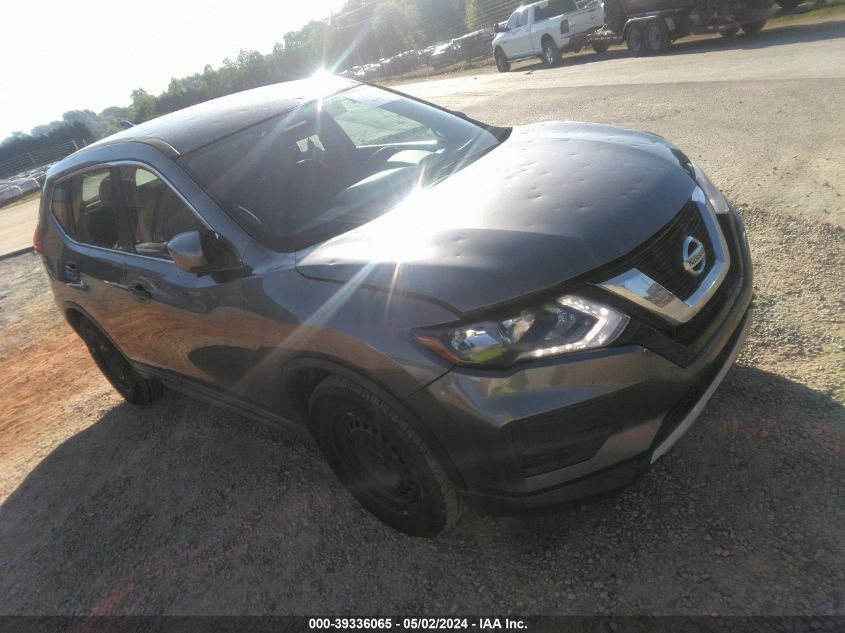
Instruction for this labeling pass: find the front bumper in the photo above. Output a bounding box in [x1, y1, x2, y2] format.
[404, 210, 753, 510]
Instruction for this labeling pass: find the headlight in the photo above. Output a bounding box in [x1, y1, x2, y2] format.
[692, 163, 731, 215]
[413, 295, 629, 368]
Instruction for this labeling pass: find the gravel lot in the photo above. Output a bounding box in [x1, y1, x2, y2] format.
[0, 16, 843, 618]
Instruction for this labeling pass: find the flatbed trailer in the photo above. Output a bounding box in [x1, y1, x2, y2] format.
[587, 3, 775, 56]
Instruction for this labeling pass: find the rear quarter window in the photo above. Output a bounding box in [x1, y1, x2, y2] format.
[50, 182, 73, 235]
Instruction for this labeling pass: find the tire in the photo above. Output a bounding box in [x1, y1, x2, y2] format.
[604, 0, 626, 34]
[308, 375, 461, 536]
[742, 20, 766, 34]
[626, 23, 645, 56]
[78, 317, 164, 405]
[541, 38, 561, 67]
[720, 27, 740, 38]
[644, 18, 670, 54]
[494, 48, 510, 73]
[591, 40, 610, 54]
[777, 0, 800, 8]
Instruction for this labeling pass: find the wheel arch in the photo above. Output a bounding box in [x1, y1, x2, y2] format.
[281, 355, 466, 490]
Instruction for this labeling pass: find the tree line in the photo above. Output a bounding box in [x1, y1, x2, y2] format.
[1, 0, 519, 164]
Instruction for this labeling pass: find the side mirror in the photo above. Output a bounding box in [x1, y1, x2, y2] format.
[167, 231, 207, 273]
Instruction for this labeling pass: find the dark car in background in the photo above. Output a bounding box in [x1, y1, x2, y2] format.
[34, 77, 753, 536]
[429, 41, 462, 69]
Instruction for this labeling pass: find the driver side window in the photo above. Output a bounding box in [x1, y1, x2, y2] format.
[118, 166, 205, 259]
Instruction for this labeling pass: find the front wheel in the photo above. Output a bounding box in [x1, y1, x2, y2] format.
[308, 376, 462, 536]
[742, 20, 766, 34]
[720, 27, 739, 38]
[78, 317, 164, 405]
[541, 38, 561, 67]
[494, 48, 511, 72]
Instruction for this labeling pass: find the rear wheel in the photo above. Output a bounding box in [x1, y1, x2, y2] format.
[591, 40, 610, 54]
[742, 20, 766, 34]
[541, 38, 561, 67]
[78, 317, 164, 405]
[494, 48, 511, 72]
[308, 376, 462, 536]
[720, 27, 739, 38]
[644, 18, 670, 54]
[626, 23, 645, 56]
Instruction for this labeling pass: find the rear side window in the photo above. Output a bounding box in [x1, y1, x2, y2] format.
[50, 182, 73, 234]
[69, 168, 125, 250]
[118, 166, 205, 258]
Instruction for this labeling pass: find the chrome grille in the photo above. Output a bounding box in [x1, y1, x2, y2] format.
[634, 201, 715, 301]
[597, 187, 730, 326]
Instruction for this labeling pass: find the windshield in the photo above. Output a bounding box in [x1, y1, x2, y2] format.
[178, 84, 505, 251]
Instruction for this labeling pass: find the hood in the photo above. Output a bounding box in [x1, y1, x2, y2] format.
[296, 121, 697, 315]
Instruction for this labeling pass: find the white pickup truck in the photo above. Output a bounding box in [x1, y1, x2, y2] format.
[492, 0, 605, 71]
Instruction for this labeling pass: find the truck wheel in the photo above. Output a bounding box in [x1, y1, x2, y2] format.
[644, 18, 670, 54]
[777, 0, 801, 9]
[626, 23, 645, 56]
[541, 38, 561, 67]
[494, 48, 511, 72]
[308, 375, 462, 536]
[720, 27, 739, 38]
[592, 40, 610, 54]
[604, 0, 626, 34]
[742, 20, 766, 34]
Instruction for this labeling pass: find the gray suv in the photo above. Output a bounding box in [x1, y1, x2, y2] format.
[35, 77, 753, 536]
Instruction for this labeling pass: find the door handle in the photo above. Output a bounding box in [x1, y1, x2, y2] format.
[128, 283, 152, 302]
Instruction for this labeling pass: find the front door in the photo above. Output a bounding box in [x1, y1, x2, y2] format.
[107, 164, 252, 399]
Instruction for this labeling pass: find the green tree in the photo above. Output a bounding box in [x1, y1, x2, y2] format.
[372, 1, 422, 57]
[130, 88, 157, 123]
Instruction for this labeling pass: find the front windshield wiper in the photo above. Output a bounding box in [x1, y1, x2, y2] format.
[430, 142, 501, 185]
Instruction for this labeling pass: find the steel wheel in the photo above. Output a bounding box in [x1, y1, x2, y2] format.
[334, 410, 422, 514]
[626, 24, 644, 56]
[77, 317, 164, 405]
[644, 19, 670, 54]
[308, 375, 461, 536]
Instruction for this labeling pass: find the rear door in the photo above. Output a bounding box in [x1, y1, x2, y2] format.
[52, 166, 131, 340]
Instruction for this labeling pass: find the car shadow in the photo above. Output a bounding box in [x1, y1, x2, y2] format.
[0, 365, 841, 613]
[514, 18, 845, 73]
